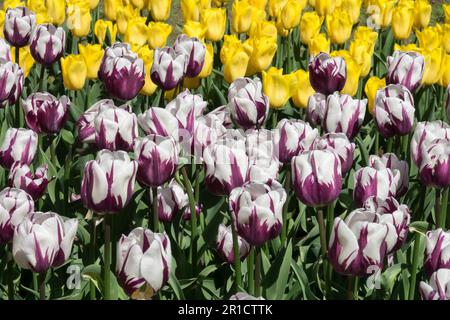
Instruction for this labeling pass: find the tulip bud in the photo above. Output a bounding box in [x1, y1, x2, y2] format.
[0, 187, 34, 244]
[155, 180, 188, 222]
[349, 39, 373, 78]
[76, 99, 114, 144]
[314, 0, 335, 16]
[419, 138, 450, 189]
[281, 0, 304, 30]
[231, 0, 253, 34]
[386, 51, 424, 93]
[94, 19, 117, 46]
[147, 22, 172, 49]
[0, 59, 23, 105]
[138, 107, 180, 139]
[392, 4, 414, 40]
[78, 43, 104, 80]
[365, 76, 386, 114]
[292, 149, 342, 207]
[325, 9, 352, 44]
[61, 54, 87, 91]
[306, 92, 326, 126]
[181, 0, 201, 22]
[216, 224, 250, 264]
[67, 2, 91, 37]
[0, 128, 37, 169]
[99, 43, 145, 101]
[182, 203, 202, 221]
[148, 0, 171, 21]
[420, 269, 450, 300]
[193, 116, 227, 161]
[411, 121, 450, 168]
[308, 33, 330, 56]
[309, 53, 346, 95]
[173, 34, 206, 78]
[230, 181, 286, 246]
[424, 229, 450, 276]
[262, 67, 294, 109]
[151, 46, 186, 90]
[116, 228, 171, 298]
[300, 11, 323, 45]
[414, 0, 431, 29]
[201, 8, 226, 42]
[13, 212, 78, 272]
[81, 150, 138, 214]
[9, 162, 49, 200]
[369, 153, 409, 197]
[30, 24, 65, 65]
[322, 92, 367, 140]
[291, 69, 315, 109]
[314, 133, 355, 174]
[274, 119, 318, 164]
[4, 7, 36, 47]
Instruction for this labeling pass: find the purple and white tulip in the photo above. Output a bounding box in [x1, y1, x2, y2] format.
[155, 180, 187, 222]
[230, 181, 286, 246]
[307, 93, 327, 127]
[0, 188, 34, 244]
[206, 106, 233, 129]
[374, 84, 415, 138]
[292, 149, 342, 207]
[23, 92, 70, 134]
[193, 116, 227, 162]
[0, 59, 23, 105]
[173, 34, 205, 78]
[0, 128, 37, 169]
[387, 51, 424, 93]
[0, 39, 11, 61]
[12, 212, 78, 272]
[9, 162, 49, 200]
[3, 7, 36, 47]
[116, 228, 171, 298]
[216, 224, 250, 264]
[424, 229, 450, 276]
[411, 121, 450, 168]
[30, 24, 65, 65]
[314, 133, 355, 174]
[138, 107, 180, 138]
[151, 47, 186, 90]
[419, 138, 450, 189]
[227, 77, 269, 130]
[369, 153, 409, 197]
[81, 150, 137, 214]
[309, 53, 347, 95]
[420, 269, 450, 300]
[76, 99, 116, 144]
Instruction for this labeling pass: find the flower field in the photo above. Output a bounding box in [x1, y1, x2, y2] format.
[0, 0, 450, 302]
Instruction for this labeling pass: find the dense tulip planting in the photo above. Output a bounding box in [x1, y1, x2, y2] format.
[0, 0, 450, 302]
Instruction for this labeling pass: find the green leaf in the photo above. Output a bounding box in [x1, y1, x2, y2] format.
[262, 241, 292, 299]
[61, 129, 75, 145]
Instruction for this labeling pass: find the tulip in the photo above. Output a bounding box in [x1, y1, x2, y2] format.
[349, 39, 373, 78]
[314, 133, 355, 174]
[0, 38, 11, 61]
[424, 229, 450, 276]
[148, 0, 171, 21]
[326, 9, 352, 44]
[268, 0, 288, 18]
[181, 0, 201, 22]
[3, 7, 36, 47]
[150, 46, 186, 90]
[422, 48, 446, 86]
[227, 77, 269, 130]
[369, 153, 409, 197]
[147, 22, 172, 49]
[262, 67, 294, 109]
[414, 0, 431, 29]
[9, 162, 49, 200]
[0, 60, 23, 105]
[138, 107, 180, 137]
[201, 8, 226, 42]
[353, 26, 378, 49]
[76, 99, 115, 144]
[29, 24, 65, 65]
[411, 121, 450, 168]
[193, 115, 227, 161]
[231, 0, 253, 34]
[81, 150, 138, 214]
[137, 46, 158, 96]
[292, 149, 342, 207]
[416, 25, 442, 51]
[46, 0, 66, 26]
[420, 269, 450, 300]
[306, 92, 327, 126]
[339, 0, 361, 24]
[244, 36, 277, 76]
[392, 4, 414, 40]
[173, 34, 206, 78]
[248, 0, 267, 9]
[155, 180, 187, 222]
[99, 43, 145, 101]
[353, 165, 400, 206]
[274, 119, 318, 164]
[13, 212, 78, 272]
[206, 106, 233, 129]
[197, 42, 213, 78]
[216, 224, 251, 264]
[314, 0, 335, 16]
[374, 84, 415, 138]
[331, 50, 361, 96]
[308, 33, 330, 56]
[0, 128, 37, 169]
[0, 187, 34, 244]
[369, 0, 396, 28]
[116, 228, 171, 298]
[300, 11, 323, 45]
[67, 2, 92, 37]
[322, 92, 367, 140]
[78, 44, 104, 80]
[116, 4, 139, 35]
[365, 76, 386, 114]
[60, 54, 87, 91]
[94, 19, 117, 46]
[221, 35, 252, 83]
[23, 92, 70, 134]
[386, 51, 424, 93]
[249, 20, 278, 41]
[280, 0, 304, 30]
[94, 104, 138, 152]
[230, 181, 286, 246]
[419, 139, 450, 189]
[291, 69, 315, 109]
[309, 53, 346, 95]
[124, 17, 149, 51]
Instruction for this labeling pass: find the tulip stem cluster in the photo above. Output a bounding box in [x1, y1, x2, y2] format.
[103, 215, 112, 300]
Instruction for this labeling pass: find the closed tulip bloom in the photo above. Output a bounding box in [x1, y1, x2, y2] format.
[116, 228, 171, 298]
[13, 212, 78, 272]
[331, 50, 361, 96]
[323, 92, 367, 140]
[216, 224, 250, 264]
[94, 104, 138, 152]
[353, 165, 400, 206]
[148, 0, 171, 21]
[8, 162, 49, 200]
[23, 92, 70, 134]
[422, 48, 446, 86]
[116, 4, 140, 35]
[262, 67, 294, 109]
[76, 99, 115, 144]
[326, 9, 352, 44]
[440, 54, 450, 87]
[414, 0, 431, 29]
[274, 119, 318, 164]
[386, 51, 424, 93]
[370, 0, 396, 28]
[249, 20, 278, 41]
[0, 128, 37, 169]
[94, 19, 117, 46]
[193, 116, 226, 161]
[281, 0, 304, 30]
[232, 0, 254, 33]
[78, 44, 104, 80]
[30, 24, 65, 65]
[197, 42, 213, 78]
[67, 2, 92, 37]
[0, 59, 23, 105]
[60, 54, 87, 91]
[420, 269, 450, 300]
[349, 39, 373, 78]
[419, 139, 450, 189]
[0, 188, 34, 244]
[227, 77, 269, 130]
[300, 11, 323, 45]
[314, 133, 355, 174]
[155, 180, 187, 222]
[268, 0, 288, 18]
[230, 181, 286, 246]
[244, 36, 277, 76]
[167, 89, 206, 130]
[424, 229, 450, 276]
[307, 92, 327, 126]
[308, 33, 330, 56]
[374, 84, 415, 138]
[309, 53, 346, 95]
[221, 35, 252, 83]
[124, 17, 149, 51]
[392, 4, 414, 40]
[46, 0, 66, 26]
[137, 46, 158, 96]
[411, 121, 450, 168]
[369, 153, 409, 197]
[291, 69, 315, 109]
[4, 7, 36, 47]
[353, 26, 378, 49]
[181, 0, 201, 21]
[0, 38, 11, 61]
[201, 8, 226, 42]
[416, 25, 442, 51]
[147, 22, 172, 49]
[138, 107, 180, 137]
[182, 20, 207, 42]
[151, 46, 186, 90]
[365, 76, 386, 114]
[314, 0, 335, 16]
[173, 34, 205, 78]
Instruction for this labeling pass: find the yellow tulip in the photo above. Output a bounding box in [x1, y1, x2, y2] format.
[45, 0, 66, 26]
[61, 54, 87, 90]
[364, 76, 385, 114]
[3, 0, 24, 9]
[337, 0, 362, 25]
[78, 44, 104, 80]
[221, 35, 252, 83]
[308, 33, 330, 56]
[11, 46, 35, 77]
[147, 22, 172, 49]
[89, 0, 100, 9]
[232, 0, 254, 34]
[124, 17, 149, 51]
[0, 10, 4, 38]
[181, 0, 201, 22]
[350, 40, 373, 77]
[326, 9, 352, 44]
[213, 0, 229, 6]
[439, 54, 450, 87]
[331, 50, 361, 96]
[300, 11, 323, 45]
[149, 0, 171, 21]
[130, 0, 148, 9]
[367, 0, 396, 28]
[249, 0, 268, 9]
[442, 24, 450, 54]
[413, 0, 431, 29]
[104, 0, 123, 21]
[183, 20, 207, 41]
[201, 8, 226, 42]
[198, 42, 214, 78]
[281, 0, 304, 30]
[445, 4, 450, 25]
[422, 48, 445, 86]
[116, 5, 140, 35]
[416, 25, 442, 51]
[137, 46, 158, 96]
[67, 1, 92, 38]
[393, 43, 421, 53]
[249, 20, 278, 41]
[291, 69, 315, 109]
[268, 0, 288, 18]
[27, 0, 50, 24]
[392, 4, 414, 40]
[94, 20, 117, 46]
[276, 12, 289, 37]
[245, 36, 277, 76]
[353, 26, 378, 51]
[221, 35, 241, 63]
[314, 0, 336, 16]
[262, 67, 295, 109]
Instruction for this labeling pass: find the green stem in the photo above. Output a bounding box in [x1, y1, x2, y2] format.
[38, 272, 46, 300]
[247, 248, 254, 295]
[317, 209, 327, 257]
[386, 138, 393, 153]
[159, 89, 165, 108]
[436, 189, 442, 229]
[181, 166, 197, 275]
[230, 214, 243, 291]
[49, 134, 57, 165]
[254, 246, 261, 297]
[441, 188, 449, 230]
[103, 215, 111, 300]
[90, 217, 97, 300]
[152, 187, 159, 232]
[38, 64, 45, 92]
[7, 243, 14, 300]
[408, 233, 421, 300]
[280, 169, 291, 245]
[32, 273, 38, 300]
[14, 48, 21, 127]
[63, 146, 72, 217]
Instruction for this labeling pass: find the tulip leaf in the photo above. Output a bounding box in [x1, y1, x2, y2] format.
[168, 272, 185, 300]
[212, 83, 227, 106]
[262, 240, 292, 299]
[409, 221, 429, 235]
[61, 129, 75, 145]
[290, 259, 319, 300]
